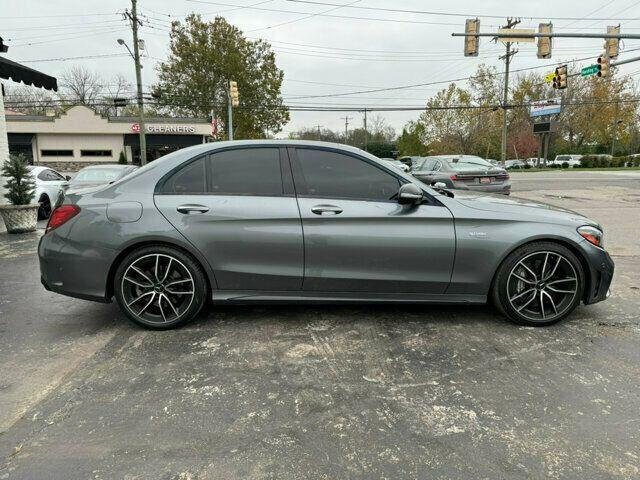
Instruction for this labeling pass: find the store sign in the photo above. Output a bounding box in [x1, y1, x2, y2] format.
[530, 98, 562, 117]
[130, 123, 197, 134]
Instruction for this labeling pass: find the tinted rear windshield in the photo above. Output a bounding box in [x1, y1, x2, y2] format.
[73, 168, 123, 182]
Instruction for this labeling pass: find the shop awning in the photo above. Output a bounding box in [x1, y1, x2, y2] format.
[0, 57, 57, 91]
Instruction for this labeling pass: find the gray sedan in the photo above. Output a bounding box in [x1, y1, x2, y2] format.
[40, 141, 612, 329]
[412, 155, 511, 195]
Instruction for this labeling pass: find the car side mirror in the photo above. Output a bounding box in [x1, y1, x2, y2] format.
[397, 183, 424, 205]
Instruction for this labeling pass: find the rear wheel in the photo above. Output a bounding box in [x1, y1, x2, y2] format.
[492, 242, 584, 326]
[114, 245, 208, 329]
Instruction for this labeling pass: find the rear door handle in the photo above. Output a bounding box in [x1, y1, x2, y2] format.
[311, 204, 343, 215]
[177, 204, 210, 214]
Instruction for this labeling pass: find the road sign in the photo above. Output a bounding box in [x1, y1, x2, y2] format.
[544, 72, 556, 83]
[131, 123, 140, 133]
[581, 64, 599, 76]
[497, 28, 536, 43]
[530, 98, 562, 117]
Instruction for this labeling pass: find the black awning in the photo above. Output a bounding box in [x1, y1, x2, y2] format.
[0, 57, 57, 91]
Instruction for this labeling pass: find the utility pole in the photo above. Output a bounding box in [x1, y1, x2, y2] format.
[363, 108, 368, 151]
[341, 116, 351, 144]
[127, 0, 146, 165]
[499, 18, 519, 165]
[228, 80, 239, 140]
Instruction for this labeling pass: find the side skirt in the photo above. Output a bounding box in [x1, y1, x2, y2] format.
[211, 290, 487, 304]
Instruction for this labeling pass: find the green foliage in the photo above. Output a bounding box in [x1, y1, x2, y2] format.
[396, 122, 429, 157]
[118, 151, 127, 165]
[152, 14, 289, 139]
[2, 154, 36, 206]
[366, 142, 397, 159]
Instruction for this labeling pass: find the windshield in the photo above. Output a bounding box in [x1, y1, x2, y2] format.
[73, 168, 123, 183]
[447, 157, 494, 171]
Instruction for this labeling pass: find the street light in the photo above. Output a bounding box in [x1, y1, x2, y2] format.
[117, 38, 146, 165]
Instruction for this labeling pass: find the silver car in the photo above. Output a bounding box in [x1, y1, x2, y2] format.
[412, 155, 511, 195]
[40, 141, 613, 329]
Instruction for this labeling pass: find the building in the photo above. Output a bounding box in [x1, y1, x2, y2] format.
[6, 105, 212, 171]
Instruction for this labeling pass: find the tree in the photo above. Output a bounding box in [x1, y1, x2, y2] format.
[98, 74, 132, 116]
[396, 122, 429, 157]
[152, 14, 289, 139]
[59, 65, 103, 107]
[2, 154, 35, 205]
[3, 84, 61, 116]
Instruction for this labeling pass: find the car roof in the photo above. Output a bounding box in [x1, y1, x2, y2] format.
[77, 164, 135, 171]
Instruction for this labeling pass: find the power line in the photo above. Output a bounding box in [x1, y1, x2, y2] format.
[18, 53, 131, 63]
[283, 0, 640, 21]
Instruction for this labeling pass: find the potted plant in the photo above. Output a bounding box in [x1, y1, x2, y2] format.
[0, 154, 39, 234]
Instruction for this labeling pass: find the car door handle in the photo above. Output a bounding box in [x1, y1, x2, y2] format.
[311, 204, 343, 215]
[177, 204, 210, 214]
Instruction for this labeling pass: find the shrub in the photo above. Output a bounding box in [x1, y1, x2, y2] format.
[1, 154, 36, 205]
[118, 151, 127, 164]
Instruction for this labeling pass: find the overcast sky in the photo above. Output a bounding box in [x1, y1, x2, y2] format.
[3, 0, 640, 137]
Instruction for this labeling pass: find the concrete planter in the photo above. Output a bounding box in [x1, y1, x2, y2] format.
[0, 204, 39, 234]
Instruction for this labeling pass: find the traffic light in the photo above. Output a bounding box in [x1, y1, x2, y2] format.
[552, 65, 568, 89]
[597, 54, 610, 78]
[537, 23, 553, 59]
[464, 18, 480, 57]
[605, 25, 620, 59]
[229, 80, 239, 107]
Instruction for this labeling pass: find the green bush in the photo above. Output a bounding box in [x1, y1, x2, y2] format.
[118, 151, 127, 164]
[2, 154, 36, 205]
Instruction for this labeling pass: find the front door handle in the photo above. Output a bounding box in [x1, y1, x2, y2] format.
[177, 204, 210, 214]
[311, 204, 343, 215]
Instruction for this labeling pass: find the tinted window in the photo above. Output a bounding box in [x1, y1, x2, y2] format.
[208, 148, 282, 196]
[162, 158, 206, 194]
[37, 169, 65, 181]
[296, 149, 399, 201]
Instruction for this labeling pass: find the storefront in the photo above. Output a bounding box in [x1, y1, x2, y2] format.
[6, 105, 211, 171]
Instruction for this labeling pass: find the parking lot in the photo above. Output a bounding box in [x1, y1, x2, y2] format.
[1, 170, 639, 479]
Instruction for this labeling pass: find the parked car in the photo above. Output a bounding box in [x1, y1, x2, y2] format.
[552, 154, 582, 167]
[40, 140, 613, 330]
[412, 155, 511, 195]
[26, 166, 69, 219]
[504, 159, 527, 170]
[380, 158, 410, 173]
[65, 164, 138, 193]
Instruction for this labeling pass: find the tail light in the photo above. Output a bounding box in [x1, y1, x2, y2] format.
[450, 174, 459, 181]
[46, 205, 80, 233]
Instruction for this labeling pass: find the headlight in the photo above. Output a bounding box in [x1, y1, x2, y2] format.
[578, 225, 604, 248]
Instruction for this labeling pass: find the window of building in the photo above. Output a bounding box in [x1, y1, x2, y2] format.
[81, 150, 112, 157]
[41, 150, 73, 157]
[295, 149, 400, 201]
[161, 158, 207, 194]
[208, 148, 283, 196]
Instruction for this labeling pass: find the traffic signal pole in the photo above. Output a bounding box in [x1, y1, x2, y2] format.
[227, 95, 234, 141]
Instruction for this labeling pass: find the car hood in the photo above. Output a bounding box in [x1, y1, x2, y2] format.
[451, 191, 600, 228]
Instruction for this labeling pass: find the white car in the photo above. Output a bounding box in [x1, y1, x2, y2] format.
[552, 154, 582, 167]
[26, 166, 69, 219]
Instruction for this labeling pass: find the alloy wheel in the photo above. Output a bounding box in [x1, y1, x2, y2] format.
[507, 251, 579, 322]
[121, 253, 195, 325]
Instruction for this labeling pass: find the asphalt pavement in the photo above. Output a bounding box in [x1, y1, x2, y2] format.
[1, 170, 639, 479]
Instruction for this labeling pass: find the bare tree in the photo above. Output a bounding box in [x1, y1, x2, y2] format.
[98, 74, 132, 116]
[3, 83, 60, 116]
[59, 65, 103, 107]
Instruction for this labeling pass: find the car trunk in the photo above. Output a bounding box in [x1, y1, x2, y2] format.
[452, 168, 509, 186]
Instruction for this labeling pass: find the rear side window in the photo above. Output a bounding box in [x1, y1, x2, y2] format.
[208, 148, 282, 196]
[162, 158, 206, 194]
[295, 149, 399, 201]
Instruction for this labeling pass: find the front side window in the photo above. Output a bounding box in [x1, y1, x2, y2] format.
[208, 148, 282, 196]
[296, 149, 400, 201]
[162, 158, 206, 194]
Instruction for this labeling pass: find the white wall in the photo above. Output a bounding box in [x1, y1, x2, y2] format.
[35, 133, 124, 164]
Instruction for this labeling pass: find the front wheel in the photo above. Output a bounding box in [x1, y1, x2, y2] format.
[114, 245, 208, 329]
[492, 242, 585, 326]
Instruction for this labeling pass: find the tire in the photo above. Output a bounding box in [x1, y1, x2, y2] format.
[114, 245, 208, 330]
[38, 195, 51, 220]
[492, 242, 585, 327]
